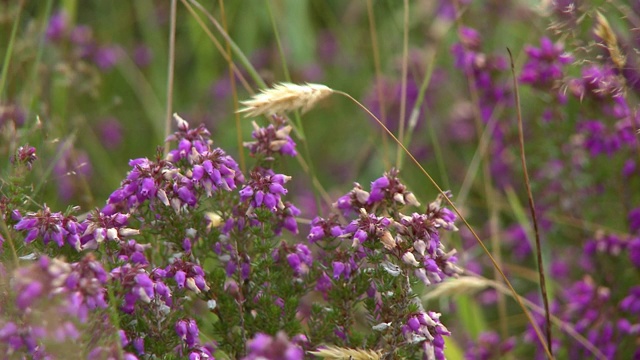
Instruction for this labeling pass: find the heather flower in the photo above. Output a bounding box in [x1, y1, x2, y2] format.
[117, 239, 150, 264]
[10, 144, 37, 170]
[0, 321, 49, 356]
[240, 168, 291, 213]
[244, 120, 297, 158]
[242, 332, 304, 360]
[367, 168, 421, 208]
[190, 147, 244, 196]
[272, 242, 313, 277]
[0, 103, 26, 127]
[520, 37, 572, 91]
[12, 255, 108, 323]
[335, 169, 420, 217]
[307, 215, 343, 243]
[165, 259, 210, 294]
[577, 120, 624, 156]
[451, 27, 510, 122]
[166, 114, 213, 162]
[402, 310, 450, 360]
[503, 224, 532, 260]
[175, 319, 199, 348]
[628, 237, 640, 268]
[80, 210, 139, 250]
[93, 45, 120, 70]
[46, 11, 67, 42]
[53, 146, 92, 202]
[569, 65, 627, 110]
[465, 331, 515, 360]
[14, 205, 84, 250]
[342, 209, 392, 248]
[98, 117, 124, 149]
[133, 44, 153, 67]
[111, 263, 169, 313]
[272, 201, 301, 235]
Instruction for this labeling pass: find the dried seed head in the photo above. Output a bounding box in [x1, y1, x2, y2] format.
[238, 82, 334, 117]
[309, 346, 383, 360]
[594, 11, 626, 70]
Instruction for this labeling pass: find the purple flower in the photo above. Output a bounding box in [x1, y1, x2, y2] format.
[46, 11, 67, 42]
[133, 44, 153, 67]
[11, 144, 37, 170]
[240, 168, 291, 212]
[14, 205, 85, 250]
[242, 332, 304, 360]
[98, 117, 123, 149]
[520, 37, 572, 90]
[53, 146, 92, 202]
[93, 45, 120, 70]
[245, 120, 298, 157]
[402, 311, 451, 360]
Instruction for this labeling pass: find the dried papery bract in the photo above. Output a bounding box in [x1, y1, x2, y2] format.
[238, 82, 334, 117]
[309, 346, 383, 360]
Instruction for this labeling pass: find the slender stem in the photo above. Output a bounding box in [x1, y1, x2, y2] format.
[475, 275, 606, 360]
[335, 90, 553, 359]
[0, 0, 25, 101]
[187, 0, 267, 89]
[451, 0, 508, 341]
[395, 0, 410, 167]
[163, 0, 178, 157]
[508, 48, 553, 355]
[218, 0, 246, 173]
[366, 0, 390, 167]
[265, 0, 322, 214]
[180, 0, 254, 94]
[26, 0, 54, 117]
[0, 219, 19, 267]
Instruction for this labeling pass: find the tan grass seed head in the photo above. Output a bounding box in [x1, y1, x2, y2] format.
[238, 82, 334, 117]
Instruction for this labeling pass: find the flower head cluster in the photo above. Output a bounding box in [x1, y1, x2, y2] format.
[10, 144, 37, 170]
[191, 147, 245, 196]
[12, 254, 108, 321]
[272, 242, 313, 277]
[392, 195, 460, 285]
[520, 37, 572, 91]
[335, 168, 420, 217]
[81, 210, 139, 250]
[241, 332, 305, 360]
[110, 263, 171, 313]
[465, 331, 515, 360]
[244, 120, 297, 158]
[166, 115, 213, 163]
[239, 168, 291, 213]
[402, 310, 451, 360]
[46, 10, 121, 71]
[568, 65, 627, 113]
[307, 215, 344, 243]
[14, 205, 84, 250]
[175, 319, 215, 358]
[451, 27, 510, 122]
[164, 258, 210, 294]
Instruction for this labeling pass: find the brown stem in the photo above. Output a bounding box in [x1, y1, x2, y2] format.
[507, 48, 553, 356]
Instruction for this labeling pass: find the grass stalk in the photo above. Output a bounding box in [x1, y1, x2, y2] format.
[163, 0, 178, 157]
[508, 48, 553, 355]
[265, 0, 322, 214]
[395, 0, 410, 168]
[365, 0, 390, 167]
[0, 0, 25, 102]
[218, 0, 246, 173]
